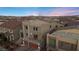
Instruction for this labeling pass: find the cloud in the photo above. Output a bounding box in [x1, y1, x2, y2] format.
[25, 11, 39, 16]
[47, 8, 79, 16]
[24, 8, 79, 16]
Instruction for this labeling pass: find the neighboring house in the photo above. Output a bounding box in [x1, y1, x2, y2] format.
[0, 20, 23, 43]
[67, 20, 79, 28]
[47, 29, 79, 51]
[60, 20, 79, 28]
[0, 20, 5, 25]
[22, 19, 61, 50]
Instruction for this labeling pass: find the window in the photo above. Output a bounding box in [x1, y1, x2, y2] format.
[33, 34, 38, 40]
[36, 27, 38, 31]
[25, 26, 28, 29]
[33, 27, 38, 31]
[58, 41, 77, 51]
[55, 25, 58, 28]
[50, 25, 51, 28]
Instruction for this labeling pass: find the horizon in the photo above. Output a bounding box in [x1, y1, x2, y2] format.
[0, 7, 79, 16]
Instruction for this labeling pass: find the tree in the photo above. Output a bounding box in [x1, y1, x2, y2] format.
[0, 33, 9, 45]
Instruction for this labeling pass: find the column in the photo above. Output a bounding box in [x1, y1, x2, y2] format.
[77, 40, 79, 51]
[56, 39, 59, 50]
[46, 34, 49, 51]
[28, 24, 29, 48]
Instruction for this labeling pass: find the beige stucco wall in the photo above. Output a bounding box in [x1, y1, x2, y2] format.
[23, 20, 62, 47]
[57, 37, 77, 45]
[23, 20, 50, 39]
[47, 34, 78, 51]
[13, 25, 22, 41]
[48, 34, 77, 45]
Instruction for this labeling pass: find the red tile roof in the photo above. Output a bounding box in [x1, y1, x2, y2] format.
[0, 20, 22, 30]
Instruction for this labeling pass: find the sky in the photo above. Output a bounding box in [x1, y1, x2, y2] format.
[0, 7, 79, 16]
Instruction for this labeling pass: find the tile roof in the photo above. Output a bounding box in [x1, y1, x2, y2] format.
[23, 20, 49, 26]
[0, 20, 22, 30]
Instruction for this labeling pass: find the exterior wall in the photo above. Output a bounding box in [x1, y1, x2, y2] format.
[41, 23, 50, 34]
[29, 25, 39, 37]
[23, 21, 51, 40]
[50, 22, 57, 29]
[56, 36, 77, 45]
[47, 34, 78, 51]
[23, 20, 52, 50]
[23, 20, 61, 50]
[13, 26, 22, 41]
[23, 20, 61, 40]
[22, 21, 29, 39]
[50, 22, 63, 29]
